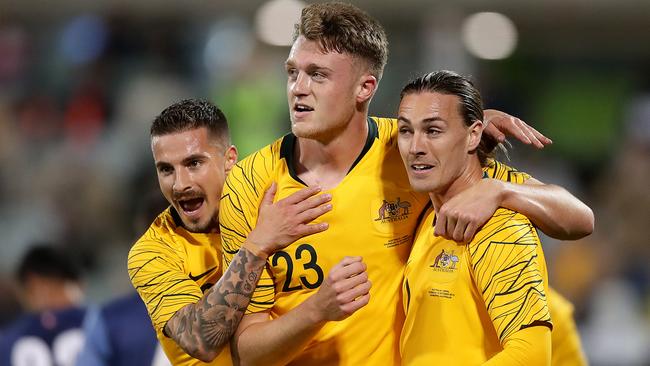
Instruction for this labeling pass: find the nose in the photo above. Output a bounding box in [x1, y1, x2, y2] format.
[173, 168, 192, 193]
[409, 132, 426, 156]
[290, 71, 309, 97]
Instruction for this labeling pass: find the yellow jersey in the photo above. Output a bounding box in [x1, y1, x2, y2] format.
[128, 207, 231, 366]
[220, 117, 430, 366]
[486, 159, 587, 365]
[549, 288, 587, 366]
[401, 205, 552, 365]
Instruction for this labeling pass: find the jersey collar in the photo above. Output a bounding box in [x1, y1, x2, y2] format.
[280, 117, 379, 185]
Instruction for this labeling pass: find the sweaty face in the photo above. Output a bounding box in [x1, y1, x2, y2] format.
[397, 92, 477, 195]
[152, 127, 232, 233]
[285, 36, 364, 141]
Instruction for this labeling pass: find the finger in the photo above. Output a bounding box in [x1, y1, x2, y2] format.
[484, 123, 506, 143]
[452, 218, 467, 242]
[338, 280, 372, 303]
[297, 203, 333, 224]
[527, 124, 553, 146]
[341, 293, 370, 315]
[294, 192, 333, 213]
[293, 222, 329, 239]
[334, 271, 369, 293]
[501, 117, 531, 145]
[261, 182, 277, 206]
[434, 212, 446, 237]
[330, 256, 362, 273]
[515, 118, 543, 148]
[444, 215, 457, 240]
[282, 186, 322, 205]
[330, 259, 365, 281]
[463, 222, 479, 244]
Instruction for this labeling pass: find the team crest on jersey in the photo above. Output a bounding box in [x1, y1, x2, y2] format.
[375, 197, 412, 223]
[430, 249, 459, 273]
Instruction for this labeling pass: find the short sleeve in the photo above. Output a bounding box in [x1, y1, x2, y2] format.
[469, 209, 552, 341]
[128, 240, 203, 333]
[484, 159, 531, 184]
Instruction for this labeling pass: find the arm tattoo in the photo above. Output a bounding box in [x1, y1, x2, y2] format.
[165, 247, 267, 360]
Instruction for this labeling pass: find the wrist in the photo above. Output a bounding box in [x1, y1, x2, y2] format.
[246, 230, 274, 257]
[495, 179, 513, 207]
[303, 295, 327, 324]
[242, 240, 270, 260]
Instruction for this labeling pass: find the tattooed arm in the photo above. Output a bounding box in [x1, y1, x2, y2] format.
[163, 184, 332, 362]
[164, 244, 267, 362]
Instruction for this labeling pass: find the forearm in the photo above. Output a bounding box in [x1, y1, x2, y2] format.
[234, 297, 326, 366]
[483, 326, 551, 366]
[164, 244, 267, 362]
[501, 181, 594, 240]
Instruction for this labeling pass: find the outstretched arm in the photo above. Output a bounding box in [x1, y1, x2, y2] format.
[435, 178, 594, 242]
[500, 177, 594, 239]
[164, 184, 332, 362]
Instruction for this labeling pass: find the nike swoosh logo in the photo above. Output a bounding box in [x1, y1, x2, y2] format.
[188, 266, 217, 282]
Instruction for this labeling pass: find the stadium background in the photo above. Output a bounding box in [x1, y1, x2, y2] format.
[0, 0, 648, 364]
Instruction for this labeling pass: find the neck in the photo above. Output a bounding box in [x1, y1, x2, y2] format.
[294, 113, 369, 189]
[429, 158, 483, 213]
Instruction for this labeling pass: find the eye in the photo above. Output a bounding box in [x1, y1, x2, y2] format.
[427, 127, 441, 136]
[189, 159, 201, 168]
[158, 166, 173, 176]
[398, 126, 412, 135]
[286, 68, 298, 80]
[312, 71, 326, 81]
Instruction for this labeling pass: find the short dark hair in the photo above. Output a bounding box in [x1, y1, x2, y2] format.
[400, 70, 499, 166]
[16, 245, 81, 284]
[150, 99, 230, 145]
[294, 2, 388, 80]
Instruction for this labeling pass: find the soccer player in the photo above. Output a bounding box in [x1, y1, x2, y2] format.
[0, 245, 86, 366]
[219, 3, 592, 366]
[128, 99, 333, 365]
[398, 70, 552, 364]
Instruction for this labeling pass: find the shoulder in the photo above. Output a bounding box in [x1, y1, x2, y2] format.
[471, 208, 539, 249]
[371, 117, 399, 146]
[483, 159, 531, 183]
[229, 136, 283, 183]
[128, 212, 187, 277]
[130, 209, 182, 255]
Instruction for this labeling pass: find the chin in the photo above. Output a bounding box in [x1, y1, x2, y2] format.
[292, 125, 321, 139]
[180, 218, 206, 233]
[410, 180, 440, 194]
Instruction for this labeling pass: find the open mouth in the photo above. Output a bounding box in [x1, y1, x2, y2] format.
[411, 164, 434, 172]
[294, 103, 314, 113]
[178, 197, 204, 214]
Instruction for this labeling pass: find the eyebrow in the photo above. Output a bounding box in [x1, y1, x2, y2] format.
[181, 154, 207, 165]
[397, 116, 445, 124]
[285, 60, 333, 73]
[155, 153, 207, 169]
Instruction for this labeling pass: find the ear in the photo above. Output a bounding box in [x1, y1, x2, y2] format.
[467, 120, 484, 152]
[223, 145, 238, 175]
[356, 74, 378, 104]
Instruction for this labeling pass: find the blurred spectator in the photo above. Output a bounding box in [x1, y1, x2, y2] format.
[0, 244, 86, 366]
[75, 190, 170, 366]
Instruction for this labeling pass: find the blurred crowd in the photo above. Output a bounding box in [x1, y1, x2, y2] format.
[0, 3, 649, 365]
